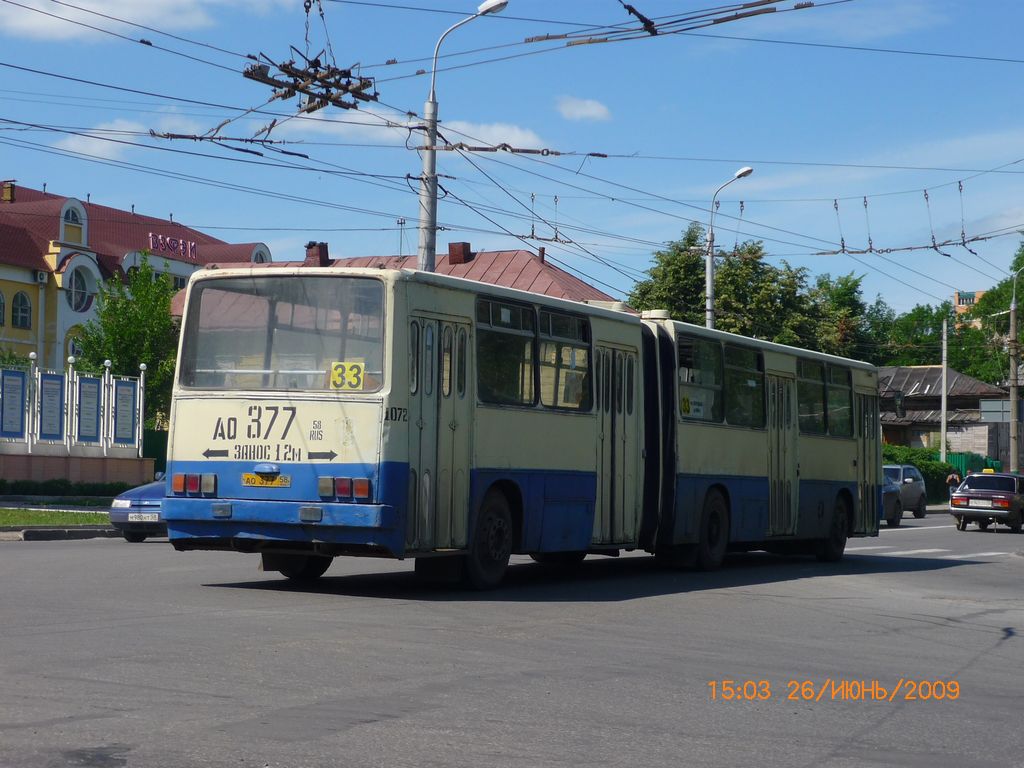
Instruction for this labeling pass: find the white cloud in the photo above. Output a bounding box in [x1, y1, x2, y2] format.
[556, 96, 611, 122]
[444, 120, 544, 150]
[0, 0, 290, 41]
[273, 105, 416, 145]
[53, 118, 147, 160]
[744, 0, 947, 44]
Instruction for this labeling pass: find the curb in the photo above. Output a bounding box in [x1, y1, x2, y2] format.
[0, 526, 120, 542]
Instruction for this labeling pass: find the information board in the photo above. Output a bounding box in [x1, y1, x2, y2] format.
[113, 379, 137, 445]
[77, 376, 102, 443]
[38, 373, 65, 441]
[0, 369, 26, 439]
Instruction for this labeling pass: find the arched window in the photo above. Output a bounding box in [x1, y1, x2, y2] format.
[12, 291, 31, 329]
[66, 267, 96, 312]
[60, 203, 85, 244]
[0, 291, 5, 327]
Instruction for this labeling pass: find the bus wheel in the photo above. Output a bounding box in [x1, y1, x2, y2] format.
[276, 554, 333, 582]
[530, 551, 587, 567]
[463, 490, 513, 590]
[817, 497, 849, 562]
[696, 489, 730, 571]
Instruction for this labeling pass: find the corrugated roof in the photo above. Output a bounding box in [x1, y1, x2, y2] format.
[878, 366, 1005, 399]
[335, 250, 615, 303]
[0, 185, 259, 277]
[881, 409, 983, 426]
[169, 248, 618, 318]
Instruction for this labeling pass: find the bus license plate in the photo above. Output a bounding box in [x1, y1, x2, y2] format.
[968, 498, 992, 508]
[241, 473, 292, 488]
[127, 512, 159, 522]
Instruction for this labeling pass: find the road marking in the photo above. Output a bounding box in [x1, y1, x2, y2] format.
[846, 545, 891, 551]
[940, 551, 1012, 560]
[880, 524, 953, 532]
[877, 548, 950, 556]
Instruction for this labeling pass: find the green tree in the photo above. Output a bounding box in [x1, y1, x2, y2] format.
[714, 242, 815, 346]
[627, 222, 705, 323]
[76, 254, 179, 422]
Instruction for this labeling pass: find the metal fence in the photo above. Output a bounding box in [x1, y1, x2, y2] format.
[0, 356, 145, 457]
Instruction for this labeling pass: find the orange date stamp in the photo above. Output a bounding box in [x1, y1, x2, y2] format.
[707, 678, 960, 702]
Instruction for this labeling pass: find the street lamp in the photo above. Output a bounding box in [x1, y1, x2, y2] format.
[1010, 266, 1024, 471]
[417, 0, 509, 273]
[705, 166, 753, 329]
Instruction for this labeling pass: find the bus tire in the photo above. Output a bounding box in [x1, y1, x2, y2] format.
[817, 496, 849, 562]
[530, 551, 587, 567]
[463, 489, 513, 590]
[276, 554, 333, 582]
[696, 489, 729, 571]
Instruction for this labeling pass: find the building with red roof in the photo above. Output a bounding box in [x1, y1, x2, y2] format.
[171, 241, 621, 321]
[0, 180, 271, 369]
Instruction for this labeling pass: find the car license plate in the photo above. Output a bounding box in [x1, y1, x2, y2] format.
[241, 473, 291, 488]
[968, 499, 993, 508]
[127, 512, 160, 522]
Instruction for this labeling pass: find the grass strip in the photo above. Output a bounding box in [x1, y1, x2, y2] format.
[0, 509, 110, 527]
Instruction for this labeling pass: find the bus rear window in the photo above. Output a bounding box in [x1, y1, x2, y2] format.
[179, 275, 384, 392]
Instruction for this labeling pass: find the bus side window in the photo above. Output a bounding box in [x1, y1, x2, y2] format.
[457, 327, 467, 398]
[410, 321, 419, 395]
[626, 355, 635, 415]
[424, 324, 434, 396]
[441, 326, 453, 397]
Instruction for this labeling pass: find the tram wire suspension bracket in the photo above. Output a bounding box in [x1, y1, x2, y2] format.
[243, 52, 379, 113]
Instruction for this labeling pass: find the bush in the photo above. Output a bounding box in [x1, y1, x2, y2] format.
[882, 445, 956, 503]
[0, 478, 132, 497]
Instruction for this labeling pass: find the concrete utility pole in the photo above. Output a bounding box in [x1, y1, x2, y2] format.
[1011, 270, 1022, 472]
[417, 0, 509, 273]
[941, 316, 948, 463]
[705, 166, 753, 329]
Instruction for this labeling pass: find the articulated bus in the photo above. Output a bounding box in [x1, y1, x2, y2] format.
[164, 266, 880, 588]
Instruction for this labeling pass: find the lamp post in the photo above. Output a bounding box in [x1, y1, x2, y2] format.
[705, 166, 753, 329]
[1010, 267, 1024, 472]
[417, 0, 509, 273]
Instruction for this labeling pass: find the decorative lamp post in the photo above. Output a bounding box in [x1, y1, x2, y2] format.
[417, 0, 509, 272]
[705, 166, 753, 329]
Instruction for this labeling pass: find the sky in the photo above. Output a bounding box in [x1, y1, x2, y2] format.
[1, 0, 1023, 313]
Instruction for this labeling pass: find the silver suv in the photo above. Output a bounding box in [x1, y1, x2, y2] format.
[883, 464, 928, 518]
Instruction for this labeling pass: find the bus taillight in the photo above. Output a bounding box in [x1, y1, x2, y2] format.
[186, 474, 201, 494]
[314, 476, 367, 500]
[352, 478, 371, 500]
[171, 474, 186, 494]
[200, 474, 217, 495]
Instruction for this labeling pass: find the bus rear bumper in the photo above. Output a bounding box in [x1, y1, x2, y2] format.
[163, 498, 404, 557]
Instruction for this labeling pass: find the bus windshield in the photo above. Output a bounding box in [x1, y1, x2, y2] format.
[179, 275, 385, 392]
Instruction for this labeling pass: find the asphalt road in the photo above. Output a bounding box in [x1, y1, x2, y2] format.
[1, 512, 1022, 768]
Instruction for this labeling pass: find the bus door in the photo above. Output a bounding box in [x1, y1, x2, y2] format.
[593, 347, 640, 545]
[855, 392, 880, 533]
[767, 374, 798, 536]
[436, 323, 472, 548]
[408, 317, 472, 551]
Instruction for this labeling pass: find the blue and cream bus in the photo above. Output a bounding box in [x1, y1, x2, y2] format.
[163, 266, 879, 588]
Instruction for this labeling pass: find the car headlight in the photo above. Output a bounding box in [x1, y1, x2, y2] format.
[111, 499, 132, 509]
